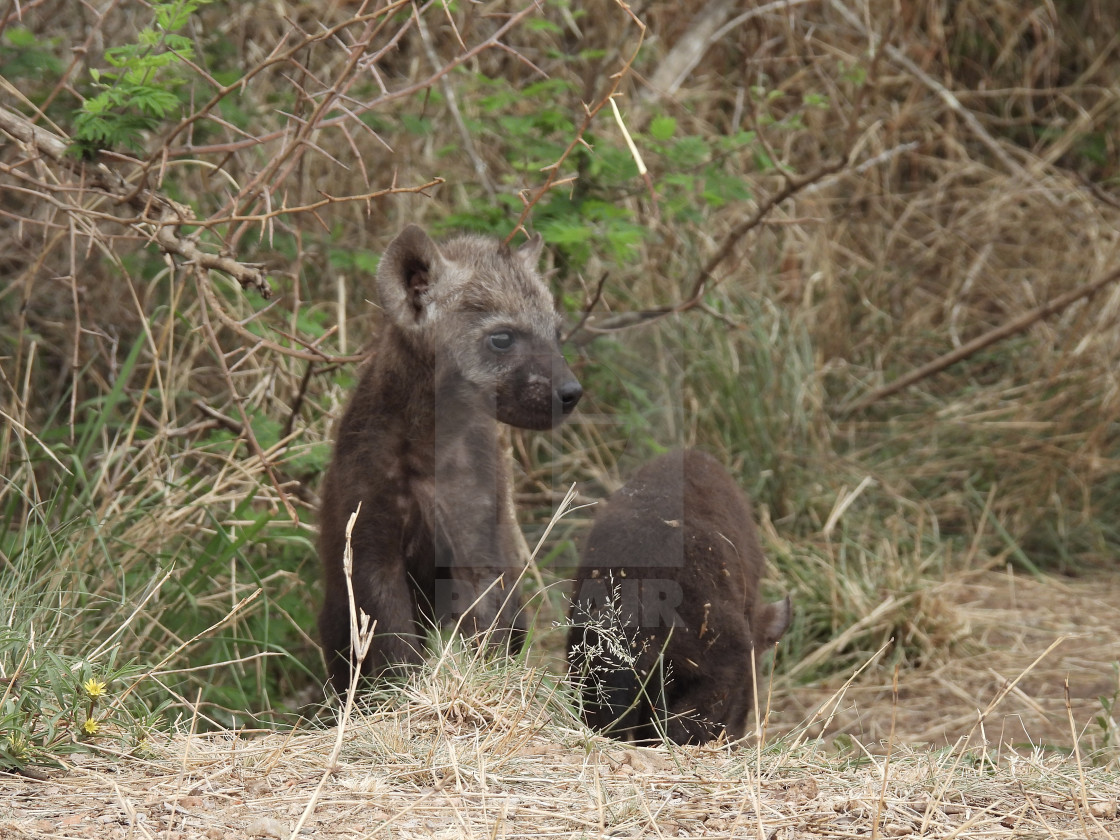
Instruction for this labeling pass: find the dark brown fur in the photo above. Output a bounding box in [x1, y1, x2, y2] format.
[319, 225, 581, 693]
[567, 449, 791, 744]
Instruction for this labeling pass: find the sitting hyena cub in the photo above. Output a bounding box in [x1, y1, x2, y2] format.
[318, 225, 582, 693]
[567, 449, 791, 744]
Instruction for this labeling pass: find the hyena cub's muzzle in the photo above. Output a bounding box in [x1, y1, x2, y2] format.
[494, 336, 582, 431]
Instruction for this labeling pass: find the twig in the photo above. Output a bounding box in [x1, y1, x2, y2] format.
[225, 2, 539, 242]
[152, 3, 414, 163]
[191, 400, 244, 435]
[871, 666, 900, 840]
[109, 587, 263, 710]
[194, 266, 300, 521]
[608, 96, 658, 222]
[1077, 171, 1120, 211]
[687, 157, 848, 305]
[564, 270, 610, 344]
[643, 0, 816, 99]
[0, 101, 441, 305]
[843, 263, 1120, 413]
[179, 178, 445, 230]
[283, 361, 316, 440]
[828, 0, 1041, 188]
[150, 210, 272, 297]
[191, 264, 368, 364]
[415, 7, 495, 198]
[289, 506, 374, 840]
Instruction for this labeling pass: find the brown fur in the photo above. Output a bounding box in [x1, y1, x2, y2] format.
[318, 225, 581, 693]
[567, 449, 791, 744]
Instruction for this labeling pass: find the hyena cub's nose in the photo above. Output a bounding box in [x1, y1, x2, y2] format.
[557, 378, 583, 416]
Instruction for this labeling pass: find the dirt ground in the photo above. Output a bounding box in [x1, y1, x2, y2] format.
[1, 570, 1117, 839]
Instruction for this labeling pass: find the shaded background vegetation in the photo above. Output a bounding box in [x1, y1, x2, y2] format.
[1, 0, 1118, 757]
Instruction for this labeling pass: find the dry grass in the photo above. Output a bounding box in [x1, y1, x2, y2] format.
[3, 639, 1118, 840]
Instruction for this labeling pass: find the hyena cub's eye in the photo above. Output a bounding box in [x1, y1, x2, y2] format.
[487, 331, 515, 353]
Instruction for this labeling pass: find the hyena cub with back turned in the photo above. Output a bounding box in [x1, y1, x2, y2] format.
[568, 449, 791, 744]
[318, 224, 582, 693]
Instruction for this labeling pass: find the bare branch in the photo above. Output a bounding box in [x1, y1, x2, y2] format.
[843, 264, 1120, 413]
[570, 156, 849, 341]
[193, 265, 299, 522]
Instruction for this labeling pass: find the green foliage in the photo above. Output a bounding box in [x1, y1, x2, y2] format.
[0, 633, 168, 773]
[0, 26, 62, 82]
[72, 0, 214, 155]
[328, 247, 381, 278]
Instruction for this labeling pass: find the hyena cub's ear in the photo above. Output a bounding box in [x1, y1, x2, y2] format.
[515, 232, 544, 269]
[377, 225, 447, 327]
[756, 595, 793, 650]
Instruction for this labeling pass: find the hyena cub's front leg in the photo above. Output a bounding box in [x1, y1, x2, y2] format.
[430, 436, 530, 651]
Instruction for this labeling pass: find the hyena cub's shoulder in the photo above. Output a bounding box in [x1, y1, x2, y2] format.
[567, 449, 791, 745]
[318, 225, 581, 694]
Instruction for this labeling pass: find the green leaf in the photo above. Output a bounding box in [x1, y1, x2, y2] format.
[399, 113, 432, 135]
[649, 115, 677, 141]
[525, 18, 562, 34]
[5, 27, 37, 48]
[669, 135, 708, 167]
[130, 85, 181, 117]
[537, 220, 593, 247]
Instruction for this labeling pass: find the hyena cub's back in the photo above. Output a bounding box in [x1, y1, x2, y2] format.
[567, 449, 791, 744]
[318, 225, 581, 694]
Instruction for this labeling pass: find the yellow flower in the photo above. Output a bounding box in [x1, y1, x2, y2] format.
[82, 718, 100, 736]
[83, 678, 107, 699]
[5, 735, 29, 760]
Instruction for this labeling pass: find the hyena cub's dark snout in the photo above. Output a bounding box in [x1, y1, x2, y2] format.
[493, 335, 582, 430]
[567, 449, 792, 745]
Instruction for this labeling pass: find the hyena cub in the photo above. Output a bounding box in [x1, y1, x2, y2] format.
[567, 449, 791, 744]
[318, 224, 581, 693]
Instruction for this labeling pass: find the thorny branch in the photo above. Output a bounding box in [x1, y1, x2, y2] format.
[0, 99, 438, 361]
[193, 264, 300, 521]
[0, 102, 272, 297]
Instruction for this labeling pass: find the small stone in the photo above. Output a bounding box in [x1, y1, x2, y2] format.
[1090, 799, 1117, 818]
[245, 816, 285, 838]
